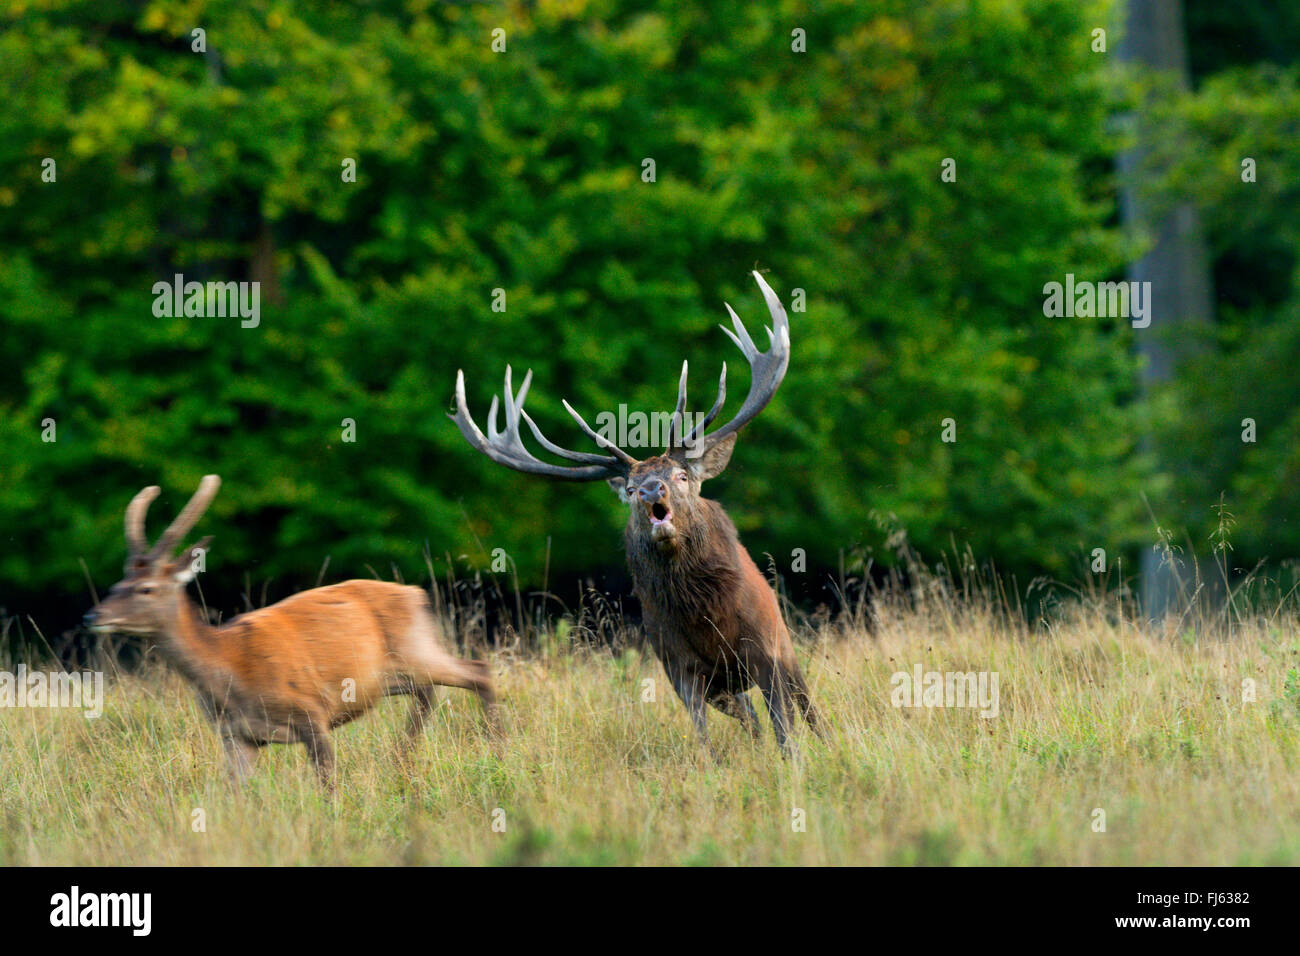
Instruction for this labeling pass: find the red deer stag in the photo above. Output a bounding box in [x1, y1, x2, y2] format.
[83, 475, 498, 787]
[452, 271, 822, 755]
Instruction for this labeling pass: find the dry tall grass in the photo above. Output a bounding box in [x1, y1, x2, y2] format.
[3, 561, 1299, 865]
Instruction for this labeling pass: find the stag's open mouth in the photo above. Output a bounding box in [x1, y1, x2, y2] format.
[647, 501, 676, 547]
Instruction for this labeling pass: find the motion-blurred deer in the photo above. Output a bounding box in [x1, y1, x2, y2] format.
[83, 475, 498, 787]
[452, 271, 822, 755]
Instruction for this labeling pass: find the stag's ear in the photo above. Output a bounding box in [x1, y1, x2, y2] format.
[607, 476, 628, 499]
[678, 433, 737, 482]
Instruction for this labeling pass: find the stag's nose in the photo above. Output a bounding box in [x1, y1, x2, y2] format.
[82, 609, 98, 627]
[638, 479, 667, 504]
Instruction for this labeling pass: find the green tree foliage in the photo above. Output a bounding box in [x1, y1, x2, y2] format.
[0, 0, 1143, 614]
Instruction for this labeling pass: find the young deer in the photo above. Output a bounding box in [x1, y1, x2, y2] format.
[452, 271, 823, 756]
[83, 475, 498, 787]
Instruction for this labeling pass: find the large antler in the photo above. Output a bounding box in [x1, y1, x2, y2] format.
[671, 270, 791, 453]
[451, 366, 634, 481]
[452, 271, 789, 475]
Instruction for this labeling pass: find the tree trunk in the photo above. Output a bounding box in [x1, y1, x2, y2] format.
[1117, 0, 1214, 617]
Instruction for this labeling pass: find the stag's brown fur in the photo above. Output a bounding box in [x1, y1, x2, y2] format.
[86, 478, 498, 787]
[618, 454, 821, 754]
[452, 271, 822, 755]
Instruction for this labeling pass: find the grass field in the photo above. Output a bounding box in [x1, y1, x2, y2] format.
[4, 582, 1300, 866]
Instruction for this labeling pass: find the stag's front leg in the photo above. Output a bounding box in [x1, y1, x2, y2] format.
[789, 664, 826, 738]
[709, 691, 763, 740]
[667, 668, 716, 760]
[759, 663, 798, 758]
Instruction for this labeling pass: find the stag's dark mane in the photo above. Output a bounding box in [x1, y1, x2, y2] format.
[624, 498, 744, 636]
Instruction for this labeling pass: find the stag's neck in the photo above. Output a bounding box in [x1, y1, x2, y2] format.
[157, 593, 241, 700]
[625, 498, 743, 619]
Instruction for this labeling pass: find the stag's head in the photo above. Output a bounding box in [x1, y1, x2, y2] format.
[451, 271, 790, 555]
[607, 440, 735, 551]
[83, 475, 220, 635]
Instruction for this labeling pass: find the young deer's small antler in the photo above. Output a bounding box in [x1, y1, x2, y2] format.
[125, 485, 161, 558]
[123, 475, 221, 565]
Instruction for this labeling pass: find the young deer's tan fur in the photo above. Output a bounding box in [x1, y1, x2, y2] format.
[85, 475, 497, 787]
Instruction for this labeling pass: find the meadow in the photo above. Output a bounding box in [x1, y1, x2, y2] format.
[4, 566, 1299, 868]
[3, 0, 1296, 873]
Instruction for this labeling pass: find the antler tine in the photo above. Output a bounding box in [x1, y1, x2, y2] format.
[125, 485, 161, 557]
[688, 271, 792, 452]
[150, 474, 221, 560]
[682, 362, 727, 448]
[450, 368, 633, 480]
[520, 410, 619, 466]
[485, 366, 528, 444]
[668, 360, 689, 446]
[500, 365, 530, 435]
[720, 303, 758, 360]
[753, 269, 790, 349]
[561, 400, 637, 465]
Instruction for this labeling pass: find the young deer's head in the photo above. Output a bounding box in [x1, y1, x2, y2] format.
[451, 271, 790, 555]
[83, 475, 220, 636]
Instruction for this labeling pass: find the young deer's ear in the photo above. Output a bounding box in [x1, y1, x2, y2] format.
[677, 433, 737, 482]
[172, 536, 212, 583]
[607, 476, 628, 499]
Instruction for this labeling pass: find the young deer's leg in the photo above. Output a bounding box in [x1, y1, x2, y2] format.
[408, 656, 500, 740]
[708, 691, 762, 739]
[401, 612, 500, 739]
[462, 660, 500, 739]
[220, 733, 258, 786]
[302, 720, 336, 791]
[405, 685, 438, 741]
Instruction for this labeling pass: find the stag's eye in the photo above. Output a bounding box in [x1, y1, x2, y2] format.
[674, 471, 688, 482]
[137, 584, 154, 595]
